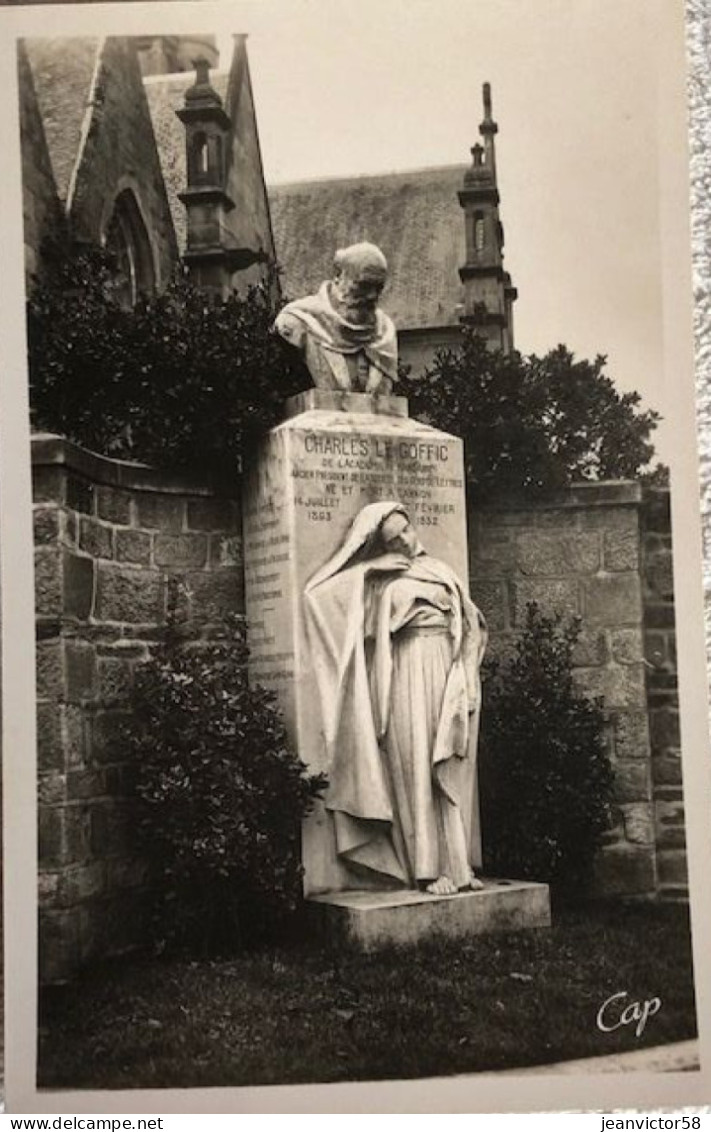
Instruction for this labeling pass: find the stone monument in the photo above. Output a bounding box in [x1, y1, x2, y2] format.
[244, 244, 550, 946]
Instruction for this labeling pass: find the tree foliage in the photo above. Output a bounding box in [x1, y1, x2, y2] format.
[27, 240, 307, 478]
[478, 604, 615, 899]
[124, 615, 326, 954]
[396, 330, 660, 499]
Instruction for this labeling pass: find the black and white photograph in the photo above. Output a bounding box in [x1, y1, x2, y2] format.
[1, 0, 710, 1114]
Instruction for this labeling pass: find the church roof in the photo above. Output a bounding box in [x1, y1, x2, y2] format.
[144, 69, 229, 254]
[267, 166, 468, 330]
[22, 37, 101, 204]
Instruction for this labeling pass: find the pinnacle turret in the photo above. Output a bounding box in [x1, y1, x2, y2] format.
[457, 83, 517, 353]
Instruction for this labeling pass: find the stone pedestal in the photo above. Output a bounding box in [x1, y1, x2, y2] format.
[243, 391, 475, 896]
[243, 390, 550, 939]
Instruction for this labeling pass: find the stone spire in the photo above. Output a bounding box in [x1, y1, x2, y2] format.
[458, 83, 517, 353]
[480, 81, 498, 179]
[176, 56, 263, 296]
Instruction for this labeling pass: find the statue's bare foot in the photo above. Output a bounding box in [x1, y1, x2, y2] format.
[425, 875, 458, 896]
[467, 869, 485, 891]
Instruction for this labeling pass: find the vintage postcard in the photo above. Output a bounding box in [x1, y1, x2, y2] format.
[0, 0, 710, 1114]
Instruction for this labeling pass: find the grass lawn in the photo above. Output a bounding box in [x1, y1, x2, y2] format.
[38, 902, 697, 1090]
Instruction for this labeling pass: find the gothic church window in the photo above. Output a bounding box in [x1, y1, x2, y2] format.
[105, 189, 155, 308]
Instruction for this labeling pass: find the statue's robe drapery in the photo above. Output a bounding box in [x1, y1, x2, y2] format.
[275, 282, 398, 393]
[303, 504, 486, 887]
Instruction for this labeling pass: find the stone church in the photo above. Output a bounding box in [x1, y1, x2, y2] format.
[20, 35, 685, 981]
[20, 34, 276, 304]
[19, 33, 517, 373]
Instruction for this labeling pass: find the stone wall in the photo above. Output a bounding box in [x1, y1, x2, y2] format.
[33, 434, 242, 982]
[641, 489, 686, 899]
[468, 482, 666, 898]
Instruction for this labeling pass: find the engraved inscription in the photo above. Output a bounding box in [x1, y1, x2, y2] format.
[293, 431, 462, 529]
[243, 472, 294, 693]
[244, 420, 468, 750]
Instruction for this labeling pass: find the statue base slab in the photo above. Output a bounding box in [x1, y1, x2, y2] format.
[307, 879, 551, 950]
[285, 389, 408, 418]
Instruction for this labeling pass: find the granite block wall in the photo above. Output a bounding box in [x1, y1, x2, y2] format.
[468, 482, 681, 898]
[33, 434, 242, 982]
[641, 488, 686, 899]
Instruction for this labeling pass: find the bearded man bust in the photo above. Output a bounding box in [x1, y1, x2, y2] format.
[274, 242, 398, 395]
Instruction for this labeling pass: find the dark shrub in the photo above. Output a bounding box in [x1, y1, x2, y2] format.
[478, 604, 615, 899]
[28, 240, 307, 477]
[124, 615, 326, 954]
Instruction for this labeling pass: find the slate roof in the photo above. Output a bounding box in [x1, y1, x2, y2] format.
[267, 166, 469, 330]
[22, 37, 101, 205]
[143, 69, 229, 254]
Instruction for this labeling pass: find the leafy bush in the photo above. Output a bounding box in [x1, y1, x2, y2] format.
[478, 604, 615, 899]
[396, 329, 660, 499]
[124, 615, 326, 954]
[28, 240, 307, 477]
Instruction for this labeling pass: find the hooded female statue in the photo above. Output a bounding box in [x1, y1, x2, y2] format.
[304, 501, 487, 896]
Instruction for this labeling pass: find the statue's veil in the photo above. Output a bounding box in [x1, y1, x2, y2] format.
[305, 499, 407, 591]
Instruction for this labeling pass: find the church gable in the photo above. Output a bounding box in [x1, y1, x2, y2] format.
[64, 36, 179, 290]
[17, 41, 65, 281]
[221, 36, 277, 283]
[23, 37, 100, 209]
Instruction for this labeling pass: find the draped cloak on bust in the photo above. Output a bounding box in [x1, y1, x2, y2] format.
[303, 501, 487, 885]
[275, 282, 398, 392]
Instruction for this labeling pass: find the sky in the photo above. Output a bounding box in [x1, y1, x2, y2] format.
[204, 0, 671, 458]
